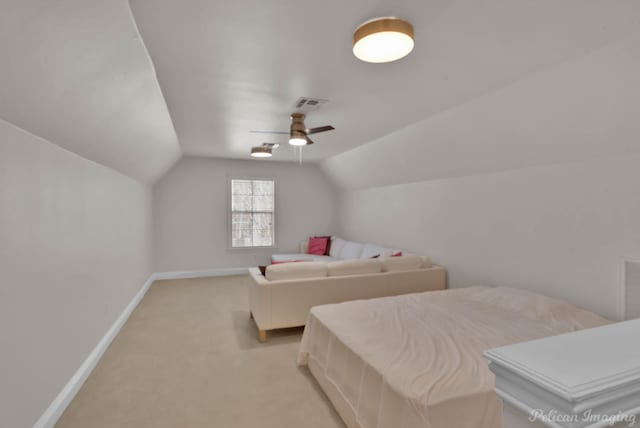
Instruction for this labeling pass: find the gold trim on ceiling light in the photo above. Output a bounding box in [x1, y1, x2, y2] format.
[353, 17, 414, 63]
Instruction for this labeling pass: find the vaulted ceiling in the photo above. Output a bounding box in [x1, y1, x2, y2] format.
[0, 0, 181, 183]
[129, 0, 640, 163]
[2, 1, 640, 182]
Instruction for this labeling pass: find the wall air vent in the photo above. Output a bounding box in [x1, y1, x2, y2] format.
[624, 259, 640, 320]
[293, 97, 328, 112]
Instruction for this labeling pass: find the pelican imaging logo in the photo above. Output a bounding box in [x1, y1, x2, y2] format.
[529, 409, 637, 426]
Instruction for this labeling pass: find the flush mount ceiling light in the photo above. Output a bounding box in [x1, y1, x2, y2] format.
[353, 17, 414, 63]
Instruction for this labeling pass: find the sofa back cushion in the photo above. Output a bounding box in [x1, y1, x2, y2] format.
[360, 243, 394, 258]
[339, 241, 365, 259]
[327, 258, 383, 276]
[265, 261, 328, 281]
[329, 237, 346, 258]
[380, 254, 425, 272]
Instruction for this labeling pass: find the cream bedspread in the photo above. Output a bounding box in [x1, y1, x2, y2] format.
[298, 286, 609, 428]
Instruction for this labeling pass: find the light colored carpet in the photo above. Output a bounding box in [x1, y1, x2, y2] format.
[56, 275, 345, 428]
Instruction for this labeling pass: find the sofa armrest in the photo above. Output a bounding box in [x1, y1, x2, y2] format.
[248, 268, 271, 330]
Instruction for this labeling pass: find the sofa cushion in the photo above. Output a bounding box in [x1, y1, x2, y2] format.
[329, 237, 346, 258]
[309, 255, 338, 262]
[360, 243, 394, 258]
[327, 258, 382, 276]
[272, 253, 316, 263]
[422, 256, 433, 268]
[271, 253, 337, 263]
[339, 241, 365, 259]
[380, 254, 424, 272]
[265, 261, 328, 281]
[308, 237, 329, 255]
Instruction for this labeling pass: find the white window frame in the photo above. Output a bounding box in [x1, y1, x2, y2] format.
[227, 176, 276, 250]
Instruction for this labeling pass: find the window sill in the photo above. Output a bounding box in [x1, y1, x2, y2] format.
[226, 246, 278, 254]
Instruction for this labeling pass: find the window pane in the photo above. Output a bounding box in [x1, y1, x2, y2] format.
[253, 195, 273, 211]
[232, 213, 252, 247]
[253, 213, 272, 230]
[253, 228, 273, 247]
[252, 180, 274, 196]
[232, 180, 253, 195]
[252, 213, 273, 246]
[232, 194, 252, 211]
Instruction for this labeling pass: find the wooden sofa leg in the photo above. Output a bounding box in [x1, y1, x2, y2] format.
[249, 311, 254, 319]
[258, 329, 267, 343]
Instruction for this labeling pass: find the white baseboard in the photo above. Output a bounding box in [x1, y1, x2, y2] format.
[33, 267, 248, 428]
[32, 274, 155, 428]
[152, 267, 249, 281]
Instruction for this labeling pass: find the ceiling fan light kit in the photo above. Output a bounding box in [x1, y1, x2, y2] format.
[250, 146, 273, 158]
[353, 17, 414, 63]
[289, 113, 309, 146]
[289, 136, 308, 146]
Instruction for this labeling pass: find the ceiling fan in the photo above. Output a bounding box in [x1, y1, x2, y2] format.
[250, 113, 335, 146]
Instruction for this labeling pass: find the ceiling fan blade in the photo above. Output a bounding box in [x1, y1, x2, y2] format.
[306, 125, 335, 135]
[249, 130, 289, 135]
[305, 136, 315, 145]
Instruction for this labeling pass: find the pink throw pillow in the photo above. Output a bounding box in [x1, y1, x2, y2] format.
[308, 237, 329, 255]
[392, 251, 403, 257]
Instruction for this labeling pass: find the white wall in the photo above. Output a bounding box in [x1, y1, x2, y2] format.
[322, 31, 640, 321]
[153, 156, 338, 271]
[335, 155, 640, 321]
[0, 120, 153, 427]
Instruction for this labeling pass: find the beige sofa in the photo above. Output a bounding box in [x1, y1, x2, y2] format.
[248, 255, 446, 341]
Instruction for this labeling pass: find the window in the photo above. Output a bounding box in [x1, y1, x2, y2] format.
[230, 179, 275, 248]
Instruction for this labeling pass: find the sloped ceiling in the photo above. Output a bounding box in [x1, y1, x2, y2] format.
[321, 30, 640, 190]
[2, 1, 639, 183]
[129, 0, 640, 165]
[0, 0, 181, 183]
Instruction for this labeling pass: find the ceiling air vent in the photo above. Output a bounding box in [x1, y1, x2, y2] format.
[293, 97, 328, 112]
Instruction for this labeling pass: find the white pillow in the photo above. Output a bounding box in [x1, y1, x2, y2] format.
[329, 237, 346, 258]
[327, 259, 382, 276]
[380, 254, 424, 272]
[360, 243, 394, 258]
[339, 241, 365, 259]
[265, 261, 328, 281]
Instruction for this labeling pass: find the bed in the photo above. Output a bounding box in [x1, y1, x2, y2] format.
[297, 286, 609, 428]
